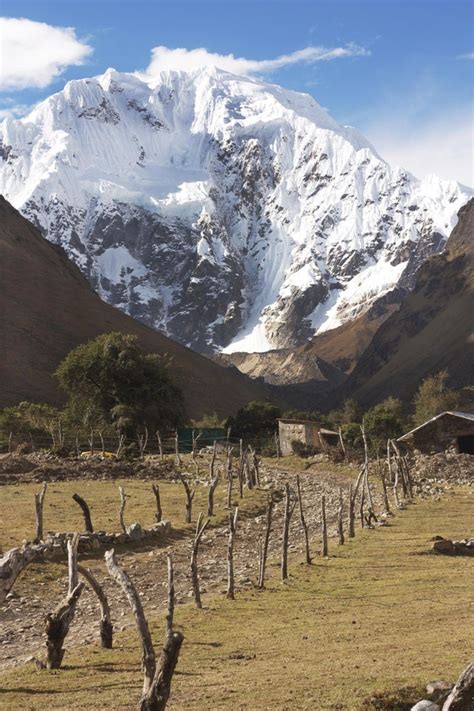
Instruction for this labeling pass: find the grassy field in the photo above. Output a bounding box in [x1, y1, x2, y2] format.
[0, 477, 266, 551]
[0, 486, 472, 710]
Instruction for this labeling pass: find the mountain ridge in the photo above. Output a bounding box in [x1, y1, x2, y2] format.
[1, 66, 471, 355]
[0, 196, 276, 416]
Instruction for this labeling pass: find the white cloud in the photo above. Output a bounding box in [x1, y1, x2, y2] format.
[0, 102, 32, 119]
[0, 17, 92, 90]
[366, 105, 474, 187]
[458, 52, 474, 60]
[141, 43, 369, 80]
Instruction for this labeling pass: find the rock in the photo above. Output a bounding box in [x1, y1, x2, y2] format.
[426, 680, 453, 702]
[126, 522, 145, 540]
[410, 701, 440, 711]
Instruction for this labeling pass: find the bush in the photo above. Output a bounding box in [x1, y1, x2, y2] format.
[412, 370, 460, 426]
[364, 397, 405, 453]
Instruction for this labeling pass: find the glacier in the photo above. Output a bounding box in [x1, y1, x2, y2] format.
[0, 65, 471, 353]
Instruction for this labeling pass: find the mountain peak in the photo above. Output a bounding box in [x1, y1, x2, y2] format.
[0, 68, 470, 354]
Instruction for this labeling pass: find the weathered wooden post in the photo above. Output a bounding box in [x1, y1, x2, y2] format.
[34, 482, 47, 542]
[321, 495, 328, 557]
[359, 487, 366, 528]
[45, 533, 84, 669]
[191, 513, 209, 609]
[99, 432, 105, 457]
[119, 486, 127, 534]
[348, 482, 355, 538]
[174, 430, 182, 467]
[105, 549, 156, 698]
[138, 427, 149, 460]
[338, 426, 346, 458]
[226, 447, 233, 508]
[60, 560, 114, 648]
[207, 442, 219, 517]
[296, 474, 311, 564]
[348, 466, 364, 538]
[152, 484, 162, 523]
[361, 422, 375, 513]
[72, 493, 94, 533]
[106, 550, 184, 711]
[380, 462, 391, 514]
[227, 507, 239, 600]
[116, 433, 125, 458]
[337, 488, 345, 545]
[258, 494, 274, 589]
[390, 440, 401, 508]
[237, 449, 245, 498]
[281, 483, 295, 580]
[156, 430, 164, 460]
[178, 472, 194, 524]
[143, 554, 184, 711]
[442, 660, 474, 710]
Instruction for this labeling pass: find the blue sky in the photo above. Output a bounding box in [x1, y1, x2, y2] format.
[1, 0, 473, 184]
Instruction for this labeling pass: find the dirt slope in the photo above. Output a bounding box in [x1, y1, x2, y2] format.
[0, 197, 275, 417]
[344, 198, 474, 405]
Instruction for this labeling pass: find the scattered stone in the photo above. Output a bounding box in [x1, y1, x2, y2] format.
[410, 701, 440, 711]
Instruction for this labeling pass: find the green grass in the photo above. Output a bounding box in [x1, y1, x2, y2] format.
[0, 487, 472, 710]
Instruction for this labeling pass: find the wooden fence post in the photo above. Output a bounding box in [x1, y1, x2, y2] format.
[281, 484, 296, 580]
[156, 430, 164, 460]
[142, 554, 183, 711]
[207, 442, 219, 516]
[72, 493, 94, 533]
[178, 473, 194, 523]
[105, 549, 156, 697]
[337, 488, 345, 545]
[45, 533, 84, 669]
[296, 475, 311, 564]
[348, 482, 355, 538]
[191, 513, 209, 609]
[258, 494, 274, 589]
[99, 432, 105, 457]
[227, 507, 239, 600]
[226, 447, 233, 508]
[152, 484, 162, 523]
[174, 430, 182, 468]
[321, 495, 328, 557]
[34, 482, 47, 542]
[119, 486, 127, 534]
[338, 426, 346, 458]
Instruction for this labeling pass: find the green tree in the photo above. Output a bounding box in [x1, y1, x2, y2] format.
[363, 397, 405, 453]
[55, 332, 186, 435]
[412, 371, 460, 426]
[225, 401, 281, 447]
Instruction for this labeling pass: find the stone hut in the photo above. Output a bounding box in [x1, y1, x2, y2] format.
[398, 411, 474, 454]
[278, 418, 340, 456]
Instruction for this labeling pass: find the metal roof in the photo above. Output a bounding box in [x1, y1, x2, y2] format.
[398, 411, 474, 441]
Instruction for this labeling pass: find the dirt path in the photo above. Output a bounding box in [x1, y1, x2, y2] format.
[0, 463, 380, 671]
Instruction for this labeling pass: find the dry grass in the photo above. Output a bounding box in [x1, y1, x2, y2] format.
[0, 476, 266, 551]
[0, 486, 473, 710]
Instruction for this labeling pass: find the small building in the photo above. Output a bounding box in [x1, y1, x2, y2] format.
[398, 411, 474, 454]
[278, 418, 340, 456]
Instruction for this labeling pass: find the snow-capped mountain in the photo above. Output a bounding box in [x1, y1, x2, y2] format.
[0, 66, 471, 353]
